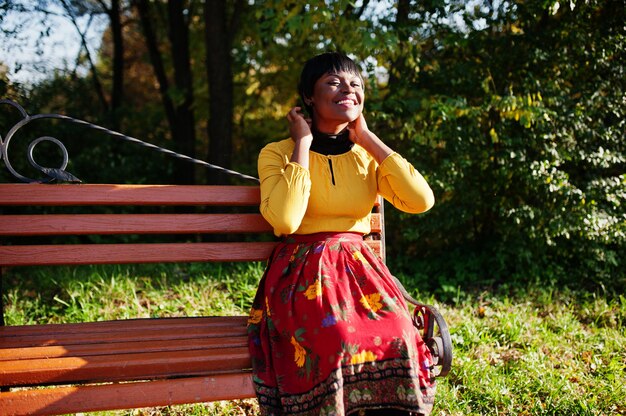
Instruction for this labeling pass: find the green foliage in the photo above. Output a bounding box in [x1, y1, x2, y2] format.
[1, 0, 623, 290]
[374, 0, 625, 292]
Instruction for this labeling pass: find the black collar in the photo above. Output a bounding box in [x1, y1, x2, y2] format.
[310, 128, 354, 155]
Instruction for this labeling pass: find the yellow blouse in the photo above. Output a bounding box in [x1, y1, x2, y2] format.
[258, 138, 434, 236]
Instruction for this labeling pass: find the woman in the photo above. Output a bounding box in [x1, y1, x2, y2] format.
[247, 52, 436, 416]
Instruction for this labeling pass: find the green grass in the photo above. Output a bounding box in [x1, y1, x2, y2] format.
[3, 263, 262, 324]
[3, 264, 625, 415]
[429, 287, 626, 415]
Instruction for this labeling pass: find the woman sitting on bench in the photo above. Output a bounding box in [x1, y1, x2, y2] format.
[247, 52, 436, 416]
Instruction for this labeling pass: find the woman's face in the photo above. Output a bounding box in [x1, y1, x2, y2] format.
[308, 70, 364, 133]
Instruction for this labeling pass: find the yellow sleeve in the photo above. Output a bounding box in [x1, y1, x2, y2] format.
[377, 152, 435, 214]
[258, 142, 311, 235]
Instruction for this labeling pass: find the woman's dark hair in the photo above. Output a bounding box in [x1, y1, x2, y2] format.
[298, 52, 362, 116]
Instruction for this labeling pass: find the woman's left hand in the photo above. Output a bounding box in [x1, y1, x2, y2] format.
[348, 113, 370, 146]
[348, 113, 394, 164]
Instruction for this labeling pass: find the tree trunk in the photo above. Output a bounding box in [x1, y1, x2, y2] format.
[167, 0, 196, 184]
[203, 0, 239, 184]
[134, 0, 176, 128]
[109, 0, 124, 126]
[134, 0, 195, 184]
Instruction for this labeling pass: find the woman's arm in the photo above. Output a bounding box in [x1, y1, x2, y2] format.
[350, 114, 434, 214]
[377, 154, 435, 214]
[258, 107, 313, 236]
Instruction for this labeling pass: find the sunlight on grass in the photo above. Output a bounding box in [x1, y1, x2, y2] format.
[430, 287, 626, 415]
[86, 399, 260, 415]
[4, 263, 263, 324]
[3, 265, 625, 415]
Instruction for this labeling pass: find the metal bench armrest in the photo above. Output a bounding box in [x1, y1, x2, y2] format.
[392, 275, 453, 378]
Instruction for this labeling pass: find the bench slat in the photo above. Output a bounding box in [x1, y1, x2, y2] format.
[0, 213, 274, 236]
[0, 184, 382, 207]
[0, 316, 247, 336]
[0, 373, 255, 416]
[1, 323, 247, 348]
[1, 347, 252, 387]
[1, 316, 249, 361]
[0, 184, 388, 414]
[0, 336, 248, 360]
[1, 316, 252, 387]
[0, 240, 382, 266]
[0, 184, 262, 206]
[0, 213, 381, 236]
[0, 242, 277, 266]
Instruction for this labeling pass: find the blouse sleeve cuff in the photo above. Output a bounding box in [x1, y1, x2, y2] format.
[377, 152, 404, 173]
[284, 161, 310, 181]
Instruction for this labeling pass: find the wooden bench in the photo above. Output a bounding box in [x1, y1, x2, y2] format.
[0, 183, 456, 416]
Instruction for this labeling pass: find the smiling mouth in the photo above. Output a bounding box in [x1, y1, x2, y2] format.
[335, 99, 358, 106]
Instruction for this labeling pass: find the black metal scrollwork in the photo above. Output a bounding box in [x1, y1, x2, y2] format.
[0, 99, 260, 183]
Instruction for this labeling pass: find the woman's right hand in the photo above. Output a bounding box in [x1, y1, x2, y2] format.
[287, 107, 313, 168]
[287, 107, 313, 144]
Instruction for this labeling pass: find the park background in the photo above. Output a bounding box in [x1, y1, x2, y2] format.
[0, 0, 624, 414]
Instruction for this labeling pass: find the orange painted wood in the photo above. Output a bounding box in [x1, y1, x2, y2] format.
[0, 315, 252, 388]
[0, 184, 383, 207]
[1, 347, 252, 387]
[0, 373, 255, 416]
[0, 316, 249, 359]
[0, 213, 377, 236]
[0, 242, 278, 266]
[370, 213, 381, 232]
[0, 336, 247, 361]
[0, 213, 273, 236]
[0, 241, 380, 266]
[0, 183, 387, 414]
[0, 316, 247, 337]
[0, 184, 261, 206]
[367, 240, 382, 257]
[0, 213, 378, 236]
[1, 321, 247, 348]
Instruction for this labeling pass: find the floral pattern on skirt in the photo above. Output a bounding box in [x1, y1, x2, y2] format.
[247, 232, 436, 415]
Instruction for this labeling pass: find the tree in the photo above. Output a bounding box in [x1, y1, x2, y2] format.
[203, 0, 244, 184]
[2, 0, 622, 292]
[379, 0, 625, 291]
[133, 0, 196, 184]
[95, 0, 125, 123]
[61, 0, 126, 128]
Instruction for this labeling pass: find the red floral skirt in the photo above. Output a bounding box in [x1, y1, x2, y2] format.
[247, 232, 436, 415]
